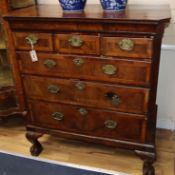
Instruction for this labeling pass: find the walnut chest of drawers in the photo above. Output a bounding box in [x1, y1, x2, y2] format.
[4, 4, 170, 175]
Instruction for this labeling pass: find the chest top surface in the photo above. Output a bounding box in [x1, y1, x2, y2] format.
[3, 4, 171, 23]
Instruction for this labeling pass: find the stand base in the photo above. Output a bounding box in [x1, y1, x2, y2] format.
[25, 128, 156, 175]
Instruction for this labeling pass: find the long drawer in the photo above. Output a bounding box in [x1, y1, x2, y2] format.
[29, 100, 147, 143]
[18, 52, 151, 86]
[23, 75, 150, 114]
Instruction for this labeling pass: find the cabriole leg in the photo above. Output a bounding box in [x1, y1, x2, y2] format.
[135, 150, 156, 175]
[26, 131, 43, 156]
[143, 160, 155, 175]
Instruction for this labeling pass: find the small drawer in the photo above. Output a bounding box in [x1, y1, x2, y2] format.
[29, 100, 147, 143]
[18, 52, 151, 86]
[23, 75, 150, 114]
[0, 88, 16, 110]
[55, 34, 100, 55]
[102, 37, 153, 59]
[13, 32, 53, 51]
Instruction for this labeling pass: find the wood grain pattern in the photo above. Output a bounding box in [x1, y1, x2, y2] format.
[0, 0, 10, 14]
[102, 36, 153, 59]
[17, 52, 151, 86]
[0, 120, 174, 175]
[0, 1, 37, 119]
[0, 1, 20, 119]
[29, 100, 147, 143]
[13, 32, 53, 51]
[8, 21, 160, 34]
[3, 5, 170, 36]
[3, 20, 26, 112]
[3, 5, 171, 22]
[0, 86, 17, 111]
[23, 75, 150, 114]
[55, 34, 100, 55]
[3, 4, 171, 175]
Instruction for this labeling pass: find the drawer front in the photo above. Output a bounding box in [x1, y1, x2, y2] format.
[23, 75, 149, 114]
[13, 32, 53, 51]
[29, 100, 147, 143]
[0, 88, 16, 110]
[102, 37, 153, 59]
[18, 52, 151, 86]
[55, 34, 100, 55]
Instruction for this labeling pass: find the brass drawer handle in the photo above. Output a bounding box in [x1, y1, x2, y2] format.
[73, 58, 84, 66]
[52, 112, 64, 121]
[105, 120, 117, 129]
[75, 82, 86, 91]
[25, 34, 38, 45]
[44, 59, 57, 69]
[48, 85, 60, 94]
[102, 64, 117, 75]
[79, 108, 88, 116]
[106, 92, 121, 106]
[118, 38, 135, 51]
[69, 36, 84, 48]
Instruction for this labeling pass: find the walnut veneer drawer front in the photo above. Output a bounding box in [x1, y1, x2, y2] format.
[18, 52, 151, 86]
[23, 75, 149, 114]
[55, 34, 100, 55]
[4, 4, 170, 173]
[29, 100, 147, 143]
[13, 32, 53, 51]
[102, 37, 153, 59]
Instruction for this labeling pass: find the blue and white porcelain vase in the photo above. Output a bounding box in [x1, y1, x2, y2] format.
[59, 0, 87, 12]
[100, 0, 127, 11]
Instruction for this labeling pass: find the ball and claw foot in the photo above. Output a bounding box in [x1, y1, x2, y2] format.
[143, 161, 155, 175]
[26, 131, 43, 156]
[30, 141, 43, 156]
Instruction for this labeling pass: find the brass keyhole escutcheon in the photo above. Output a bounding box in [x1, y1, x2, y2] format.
[73, 58, 84, 66]
[75, 82, 86, 91]
[104, 120, 117, 129]
[106, 92, 121, 106]
[48, 85, 60, 94]
[102, 64, 117, 75]
[44, 59, 57, 69]
[118, 38, 135, 51]
[111, 95, 121, 106]
[52, 112, 64, 121]
[69, 36, 84, 48]
[79, 108, 88, 116]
